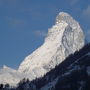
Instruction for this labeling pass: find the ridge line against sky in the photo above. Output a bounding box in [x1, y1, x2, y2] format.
[0, 0, 90, 68]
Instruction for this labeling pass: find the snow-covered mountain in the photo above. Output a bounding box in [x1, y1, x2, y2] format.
[18, 12, 85, 79]
[0, 12, 85, 86]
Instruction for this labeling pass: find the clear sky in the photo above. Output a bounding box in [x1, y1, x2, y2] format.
[0, 0, 90, 69]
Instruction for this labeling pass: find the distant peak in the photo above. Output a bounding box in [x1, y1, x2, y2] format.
[3, 65, 11, 70]
[3, 65, 8, 69]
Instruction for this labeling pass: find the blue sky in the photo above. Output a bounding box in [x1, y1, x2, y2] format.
[0, 0, 90, 68]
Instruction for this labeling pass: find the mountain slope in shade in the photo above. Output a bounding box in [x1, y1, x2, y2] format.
[18, 12, 85, 80]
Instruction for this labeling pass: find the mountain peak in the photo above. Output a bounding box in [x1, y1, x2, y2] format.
[58, 12, 70, 17]
[18, 12, 85, 80]
[3, 65, 9, 69]
[56, 12, 71, 24]
[2, 65, 16, 72]
[56, 12, 77, 27]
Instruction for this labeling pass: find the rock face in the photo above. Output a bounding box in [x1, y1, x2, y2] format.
[18, 12, 85, 80]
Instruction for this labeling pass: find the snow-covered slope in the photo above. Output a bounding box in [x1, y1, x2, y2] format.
[19, 43, 89, 90]
[0, 66, 20, 86]
[6, 43, 89, 90]
[0, 65, 35, 85]
[40, 51, 90, 90]
[18, 12, 85, 80]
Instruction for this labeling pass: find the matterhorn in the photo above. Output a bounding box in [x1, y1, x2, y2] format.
[18, 12, 85, 79]
[0, 12, 85, 85]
